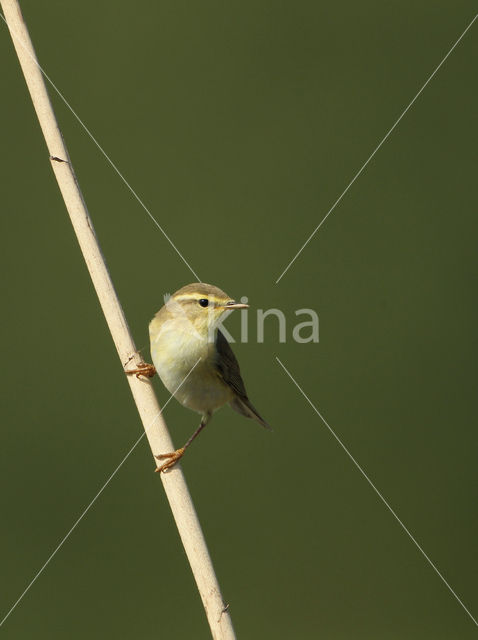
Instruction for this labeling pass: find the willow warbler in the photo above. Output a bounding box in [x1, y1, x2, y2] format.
[129, 283, 270, 472]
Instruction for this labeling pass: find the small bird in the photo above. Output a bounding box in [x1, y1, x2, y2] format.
[128, 283, 270, 472]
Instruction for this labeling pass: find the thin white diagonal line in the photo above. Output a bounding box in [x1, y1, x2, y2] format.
[0, 434, 145, 628]
[0, 12, 200, 282]
[0, 358, 200, 628]
[275, 356, 478, 627]
[275, 14, 477, 284]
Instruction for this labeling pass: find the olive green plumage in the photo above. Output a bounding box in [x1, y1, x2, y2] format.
[147, 283, 270, 472]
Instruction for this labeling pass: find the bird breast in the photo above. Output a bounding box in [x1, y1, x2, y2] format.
[149, 315, 233, 414]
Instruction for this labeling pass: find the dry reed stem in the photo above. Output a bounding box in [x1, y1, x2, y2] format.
[1, 2, 235, 638]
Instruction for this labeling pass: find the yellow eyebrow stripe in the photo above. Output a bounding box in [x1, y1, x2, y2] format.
[173, 293, 230, 305]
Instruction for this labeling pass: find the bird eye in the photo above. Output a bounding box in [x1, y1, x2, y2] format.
[198, 298, 209, 308]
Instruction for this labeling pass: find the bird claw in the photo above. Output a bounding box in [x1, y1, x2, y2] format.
[125, 362, 156, 379]
[154, 448, 185, 473]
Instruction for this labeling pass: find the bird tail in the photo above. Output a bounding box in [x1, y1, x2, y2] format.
[230, 396, 272, 431]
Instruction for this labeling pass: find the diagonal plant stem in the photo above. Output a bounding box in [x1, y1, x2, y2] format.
[0, 2, 235, 638]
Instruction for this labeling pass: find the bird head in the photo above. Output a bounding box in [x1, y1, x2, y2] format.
[161, 283, 248, 338]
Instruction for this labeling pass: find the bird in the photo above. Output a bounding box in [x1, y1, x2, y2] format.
[127, 283, 270, 472]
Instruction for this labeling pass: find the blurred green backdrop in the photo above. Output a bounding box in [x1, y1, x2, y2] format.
[1, 2, 477, 638]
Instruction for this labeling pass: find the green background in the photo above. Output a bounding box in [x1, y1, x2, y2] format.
[1, 2, 477, 638]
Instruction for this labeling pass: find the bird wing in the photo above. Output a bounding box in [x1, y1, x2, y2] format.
[215, 330, 271, 430]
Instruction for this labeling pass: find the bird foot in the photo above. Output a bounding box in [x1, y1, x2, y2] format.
[155, 447, 185, 473]
[125, 362, 156, 379]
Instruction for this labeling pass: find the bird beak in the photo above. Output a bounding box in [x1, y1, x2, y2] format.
[223, 300, 249, 309]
